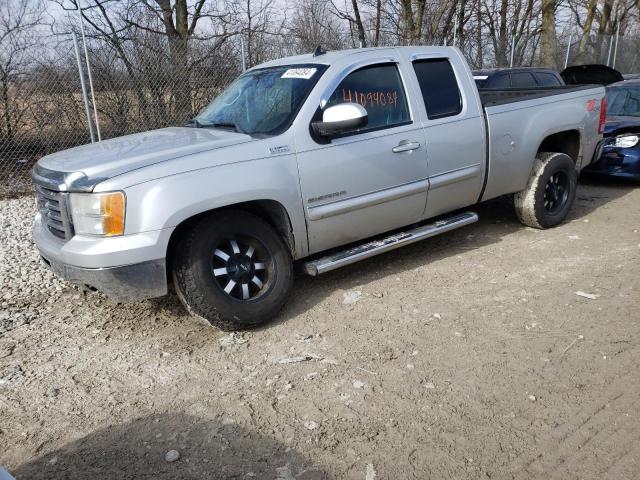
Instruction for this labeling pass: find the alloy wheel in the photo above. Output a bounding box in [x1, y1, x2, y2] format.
[543, 172, 569, 214]
[210, 237, 272, 301]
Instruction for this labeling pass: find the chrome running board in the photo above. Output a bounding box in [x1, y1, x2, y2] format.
[303, 211, 478, 276]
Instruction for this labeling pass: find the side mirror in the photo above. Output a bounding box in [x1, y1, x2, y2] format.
[312, 103, 368, 137]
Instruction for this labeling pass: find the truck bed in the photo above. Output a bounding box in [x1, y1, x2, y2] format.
[479, 83, 604, 203]
[479, 85, 601, 107]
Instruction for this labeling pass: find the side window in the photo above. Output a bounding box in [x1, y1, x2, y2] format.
[511, 72, 537, 87]
[535, 72, 562, 87]
[412, 58, 462, 119]
[325, 63, 410, 132]
[491, 74, 510, 88]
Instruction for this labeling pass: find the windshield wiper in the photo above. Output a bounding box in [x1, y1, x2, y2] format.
[210, 122, 244, 133]
[185, 118, 204, 128]
[185, 118, 245, 133]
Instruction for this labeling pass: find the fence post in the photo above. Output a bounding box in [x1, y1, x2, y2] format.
[564, 15, 573, 69]
[510, 36, 516, 67]
[72, 32, 96, 143]
[76, 0, 101, 141]
[240, 35, 246, 72]
[612, 22, 620, 69]
[453, 7, 458, 47]
[606, 36, 613, 66]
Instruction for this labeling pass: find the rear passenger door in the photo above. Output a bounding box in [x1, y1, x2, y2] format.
[407, 55, 486, 219]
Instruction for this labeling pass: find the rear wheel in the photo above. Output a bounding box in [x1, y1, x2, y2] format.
[172, 210, 293, 331]
[514, 152, 577, 229]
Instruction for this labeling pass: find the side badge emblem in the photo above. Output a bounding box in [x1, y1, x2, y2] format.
[269, 145, 291, 154]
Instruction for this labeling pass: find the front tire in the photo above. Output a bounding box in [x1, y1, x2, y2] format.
[514, 152, 577, 229]
[172, 210, 293, 331]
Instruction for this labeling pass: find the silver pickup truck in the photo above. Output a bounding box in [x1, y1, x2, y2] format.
[32, 46, 605, 330]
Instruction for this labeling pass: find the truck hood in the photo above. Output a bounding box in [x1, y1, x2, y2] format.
[561, 64, 624, 86]
[39, 127, 254, 180]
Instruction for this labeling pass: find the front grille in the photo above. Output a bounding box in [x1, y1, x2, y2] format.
[35, 185, 74, 240]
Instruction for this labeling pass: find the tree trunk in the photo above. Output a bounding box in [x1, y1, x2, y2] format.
[597, 0, 614, 62]
[156, 0, 193, 123]
[351, 0, 366, 47]
[497, 0, 509, 66]
[476, 0, 483, 68]
[457, 0, 466, 47]
[1, 77, 12, 141]
[541, 0, 557, 68]
[374, 0, 381, 46]
[576, 0, 597, 63]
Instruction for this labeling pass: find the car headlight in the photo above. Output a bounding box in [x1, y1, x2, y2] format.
[69, 191, 126, 236]
[609, 134, 639, 148]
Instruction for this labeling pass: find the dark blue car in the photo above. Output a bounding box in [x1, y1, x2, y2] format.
[585, 79, 640, 182]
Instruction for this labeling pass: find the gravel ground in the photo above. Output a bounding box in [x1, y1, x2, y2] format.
[1, 178, 639, 479]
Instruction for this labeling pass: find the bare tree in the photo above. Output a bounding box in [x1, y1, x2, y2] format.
[0, 0, 44, 142]
[289, 0, 346, 52]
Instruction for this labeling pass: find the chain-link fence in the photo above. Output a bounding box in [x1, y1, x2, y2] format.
[0, 29, 243, 197]
[2, 23, 640, 197]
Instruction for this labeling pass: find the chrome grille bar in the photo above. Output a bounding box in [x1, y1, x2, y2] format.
[34, 184, 74, 240]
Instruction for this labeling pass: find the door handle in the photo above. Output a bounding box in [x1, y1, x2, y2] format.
[392, 141, 421, 153]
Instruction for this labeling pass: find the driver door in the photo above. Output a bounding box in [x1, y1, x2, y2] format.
[295, 62, 429, 254]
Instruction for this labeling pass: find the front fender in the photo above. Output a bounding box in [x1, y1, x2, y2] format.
[120, 154, 308, 259]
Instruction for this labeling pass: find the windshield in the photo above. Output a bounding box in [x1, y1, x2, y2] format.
[606, 85, 640, 117]
[194, 64, 326, 136]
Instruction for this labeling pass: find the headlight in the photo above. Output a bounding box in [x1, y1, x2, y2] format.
[69, 191, 125, 236]
[608, 134, 639, 148]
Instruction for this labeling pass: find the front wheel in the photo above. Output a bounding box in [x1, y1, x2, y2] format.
[514, 152, 578, 229]
[172, 210, 293, 331]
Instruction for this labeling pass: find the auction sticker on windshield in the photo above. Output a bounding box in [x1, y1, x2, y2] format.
[281, 68, 317, 79]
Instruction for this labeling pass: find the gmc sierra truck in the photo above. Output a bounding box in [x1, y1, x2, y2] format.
[32, 46, 606, 330]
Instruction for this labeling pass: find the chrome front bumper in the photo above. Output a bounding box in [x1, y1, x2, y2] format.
[40, 255, 167, 302]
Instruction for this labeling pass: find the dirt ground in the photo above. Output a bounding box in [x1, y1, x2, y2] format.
[1, 177, 639, 480]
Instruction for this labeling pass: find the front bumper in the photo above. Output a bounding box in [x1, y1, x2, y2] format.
[34, 213, 170, 302]
[584, 143, 640, 180]
[41, 255, 167, 302]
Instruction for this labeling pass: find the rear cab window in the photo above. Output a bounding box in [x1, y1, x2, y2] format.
[535, 72, 562, 86]
[511, 72, 537, 88]
[412, 58, 462, 119]
[324, 63, 411, 134]
[490, 74, 510, 88]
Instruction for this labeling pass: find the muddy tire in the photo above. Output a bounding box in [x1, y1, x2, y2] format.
[172, 210, 293, 331]
[514, 152, 577, 229]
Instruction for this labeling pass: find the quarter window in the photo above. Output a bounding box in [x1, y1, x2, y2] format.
[412, 58, 463, 119]
[325, 63, 411, 132]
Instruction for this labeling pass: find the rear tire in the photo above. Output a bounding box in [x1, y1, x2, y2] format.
[514, 152, 577, 229]
[172, 210, 293, 331]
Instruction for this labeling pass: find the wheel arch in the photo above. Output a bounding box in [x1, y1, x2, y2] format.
[537, 129, 581, 164]
[166, 200, 297, 281]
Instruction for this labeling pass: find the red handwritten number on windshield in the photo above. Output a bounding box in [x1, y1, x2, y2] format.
[342, 89, 398, 108]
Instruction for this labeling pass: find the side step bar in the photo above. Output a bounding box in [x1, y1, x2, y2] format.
[303, 211, 478, 276]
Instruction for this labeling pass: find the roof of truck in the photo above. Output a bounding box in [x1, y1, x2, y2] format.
[252, 46, 459, 69]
